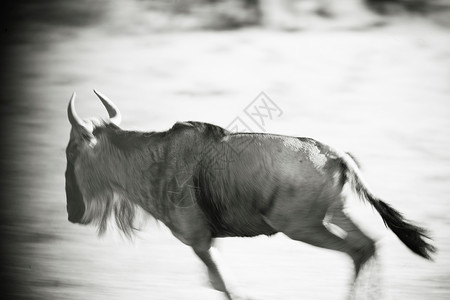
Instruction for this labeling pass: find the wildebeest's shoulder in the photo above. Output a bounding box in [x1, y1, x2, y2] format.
[171, 121, 229, 140]
[95, 123, 161, 150]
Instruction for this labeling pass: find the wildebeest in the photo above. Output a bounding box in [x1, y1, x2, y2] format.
[65, 90, 435, 299]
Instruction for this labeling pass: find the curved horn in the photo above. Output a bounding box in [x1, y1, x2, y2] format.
[68, 92, 93, 133]
[93, 89, 122, 126]
[67, 92, 87, 128]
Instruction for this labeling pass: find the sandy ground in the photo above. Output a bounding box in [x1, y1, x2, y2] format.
[3, 17, 450, 300]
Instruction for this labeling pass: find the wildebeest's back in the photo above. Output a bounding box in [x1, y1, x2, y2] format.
[193, 132, 344, 238]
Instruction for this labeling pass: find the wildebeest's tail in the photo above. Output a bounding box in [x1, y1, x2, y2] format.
[340, 153, 436, 260]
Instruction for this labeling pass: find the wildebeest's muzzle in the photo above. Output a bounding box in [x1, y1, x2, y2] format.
[65, 166, 86, 224]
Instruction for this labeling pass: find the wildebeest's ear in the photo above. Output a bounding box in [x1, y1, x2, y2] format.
[68, 92, 97, 148]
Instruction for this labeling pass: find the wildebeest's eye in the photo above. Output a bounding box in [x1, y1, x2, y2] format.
[81, 132, 93, 141]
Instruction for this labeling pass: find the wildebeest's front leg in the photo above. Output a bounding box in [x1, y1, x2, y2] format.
[194, 247, 229, 295]
[194, 245, 247, 300]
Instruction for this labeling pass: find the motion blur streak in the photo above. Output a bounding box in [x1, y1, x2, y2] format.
[1, 1, 450, 299]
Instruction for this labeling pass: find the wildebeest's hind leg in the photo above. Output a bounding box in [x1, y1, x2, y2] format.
[327, 204, 379, 299]
[327, 204, 376, 279]
[263, 199, 375, 288]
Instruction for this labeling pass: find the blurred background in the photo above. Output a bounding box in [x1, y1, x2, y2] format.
[1, 0, 450, 299]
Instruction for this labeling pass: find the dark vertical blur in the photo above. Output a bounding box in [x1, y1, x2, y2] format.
[0, 1, 107, 298]
[1, 1, 21, 298]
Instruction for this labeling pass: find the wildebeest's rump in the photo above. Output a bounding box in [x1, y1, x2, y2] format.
[65, 91, 435, 300]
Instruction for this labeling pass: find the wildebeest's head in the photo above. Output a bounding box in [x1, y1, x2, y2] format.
[65, 90, 122, 225]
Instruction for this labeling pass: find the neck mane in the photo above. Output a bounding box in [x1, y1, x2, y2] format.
[80, 123, 168, 237]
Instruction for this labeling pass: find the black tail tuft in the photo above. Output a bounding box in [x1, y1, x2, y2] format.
[343, 154, 436, 260]
[371, 200, 436, 260]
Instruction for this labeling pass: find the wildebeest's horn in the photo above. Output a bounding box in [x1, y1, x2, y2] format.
[68, 92, 92, 133]
[93, 90, 122, 126]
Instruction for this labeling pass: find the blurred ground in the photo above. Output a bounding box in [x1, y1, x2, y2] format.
[2, 2, 450, 300]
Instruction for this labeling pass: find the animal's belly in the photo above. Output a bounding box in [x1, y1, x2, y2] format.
[195, 174, 280, 238]
[210, 212, 277, 238]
